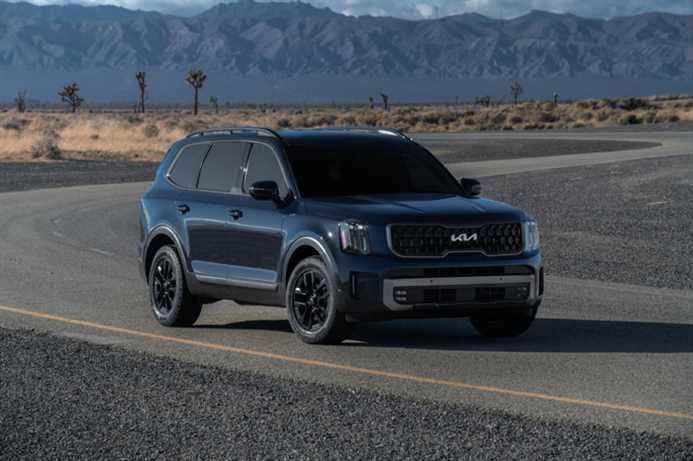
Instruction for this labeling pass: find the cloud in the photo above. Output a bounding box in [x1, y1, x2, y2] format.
[8, 0, 693, 18]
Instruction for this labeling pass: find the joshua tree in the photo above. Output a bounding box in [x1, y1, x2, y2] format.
[380, 93, 390, 111]
[15, 90, 27, 113]
[553, 91, 559, 107]
[510, 80, 523, 105]
[58, 82, 84, 113]
[209, 96, 219, 114]
[185, 69, 207, 116]
[476, 95, 491, 107]
[135, 71, 147, 113]
[368, 96, 375, 109]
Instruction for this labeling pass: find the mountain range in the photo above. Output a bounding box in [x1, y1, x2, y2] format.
[0, 0, 691, 80]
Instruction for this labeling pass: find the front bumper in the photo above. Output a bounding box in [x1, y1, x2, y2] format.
[334, 251, 543, 318]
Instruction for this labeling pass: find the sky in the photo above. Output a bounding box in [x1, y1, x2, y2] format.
[16, 0, 693, 19]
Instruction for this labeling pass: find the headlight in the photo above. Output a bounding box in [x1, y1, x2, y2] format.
[523, 220, 540, 252]
[338, 221, 370, 255]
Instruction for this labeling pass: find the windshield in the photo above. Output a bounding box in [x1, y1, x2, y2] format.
[286, 143, 461, 198]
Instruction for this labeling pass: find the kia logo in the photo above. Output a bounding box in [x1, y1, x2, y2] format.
[451, 233, 478, 243]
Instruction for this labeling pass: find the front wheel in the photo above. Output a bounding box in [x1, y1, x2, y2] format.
[148, 245, 202, 327]
[286, 257, 352, 344]
[470, 304, 539, 338]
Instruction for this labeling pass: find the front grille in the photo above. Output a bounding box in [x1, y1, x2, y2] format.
[389, 223, 523, 257]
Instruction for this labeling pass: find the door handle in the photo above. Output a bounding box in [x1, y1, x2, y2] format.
[177, 204, 190, 214]
[229, 209, 243, 220]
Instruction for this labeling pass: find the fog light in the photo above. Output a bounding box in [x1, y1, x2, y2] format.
[505, 285, 530, 300]
[394, 288, 408, 303]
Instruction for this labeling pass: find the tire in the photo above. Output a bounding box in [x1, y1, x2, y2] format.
[286, 257, 352, 344]
[470, 303, 539, 338]
[148, 245, 202, 327]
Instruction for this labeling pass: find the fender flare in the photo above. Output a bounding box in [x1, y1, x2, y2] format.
[281, 234, 340, 297]
[143, 224, 190, 277]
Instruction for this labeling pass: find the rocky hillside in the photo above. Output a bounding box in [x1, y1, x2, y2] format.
[0, 0, 691, 79]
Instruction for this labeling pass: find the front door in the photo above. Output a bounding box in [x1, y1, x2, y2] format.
[223, 142, 291, 288]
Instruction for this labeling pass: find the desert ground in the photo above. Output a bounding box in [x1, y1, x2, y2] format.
[0, 96, 691, 162]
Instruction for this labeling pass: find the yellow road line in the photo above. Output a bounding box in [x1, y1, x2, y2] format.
[1, 303, 691, 421]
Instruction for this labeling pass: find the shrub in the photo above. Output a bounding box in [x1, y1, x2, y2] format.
[596, 111, 611, 122]
[510, 115, 524, 124]
[492, 112, 507, 125]
[143, 124, 160, 138]
[127, 115, 143, 125]
[620, 114, 643, 125]
[276, 118, 291, 128]
[539, 112, 559, 123]
[31, 129, 62, 159]
[3, 117, 28, 131]
[617, 97, 650, 111]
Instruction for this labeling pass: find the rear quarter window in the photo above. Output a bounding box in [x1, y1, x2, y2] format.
[168, 143, 210, 189]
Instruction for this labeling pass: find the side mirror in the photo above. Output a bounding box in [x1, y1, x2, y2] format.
[460, 178, 481, 197]
[249, 181, 279, 202]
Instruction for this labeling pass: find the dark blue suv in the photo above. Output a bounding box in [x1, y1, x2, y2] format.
[138, 127, 543, 344]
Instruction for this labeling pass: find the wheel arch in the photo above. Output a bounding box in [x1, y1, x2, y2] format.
[282, 235, 339, 298]
[143, 225, 189, 283]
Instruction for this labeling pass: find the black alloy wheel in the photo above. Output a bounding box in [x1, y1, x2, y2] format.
[292, 269, 330, 332]
[152, 253, 177, 316]
[148, 245, 202, 327]
[286, 257, 352, 344]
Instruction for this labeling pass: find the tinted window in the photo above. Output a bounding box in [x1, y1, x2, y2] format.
[168, 143, 209, 189]
[244, 144, 288, 197]
[286, 143, 460, 198]
[198, 142, 249, 193]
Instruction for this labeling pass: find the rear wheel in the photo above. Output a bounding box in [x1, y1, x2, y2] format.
[470, 304, 539, 338]
[286, 257, 351, 344]
[148, 245, 202, 327]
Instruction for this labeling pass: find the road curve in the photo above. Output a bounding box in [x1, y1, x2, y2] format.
[0, 131, 691, 438]
[415, 131, 693, 177]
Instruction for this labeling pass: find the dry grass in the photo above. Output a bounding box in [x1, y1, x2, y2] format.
[1, 97, 691, 162]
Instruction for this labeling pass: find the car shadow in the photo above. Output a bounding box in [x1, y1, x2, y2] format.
[193, 317, 693, 354]
[347, 318, 693, 353]
[194, 319, 293, 333]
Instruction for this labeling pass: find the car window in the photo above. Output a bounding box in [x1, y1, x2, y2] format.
[285, 143, 460, 198]
[198, 142, 250, 193]
[244, 144, 288, 197]
[168, 143, 210, 189]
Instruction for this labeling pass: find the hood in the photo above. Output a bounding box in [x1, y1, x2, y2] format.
[303, 193, 528, 226]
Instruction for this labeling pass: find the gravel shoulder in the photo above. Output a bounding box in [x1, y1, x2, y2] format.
[0, 160, 157, 193]
[1, 327, 690, 460]
[484, 154, 693, 290]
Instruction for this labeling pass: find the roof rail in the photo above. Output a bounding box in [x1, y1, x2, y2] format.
[186, 126, 281, 139]
[334, 127, 412, 141]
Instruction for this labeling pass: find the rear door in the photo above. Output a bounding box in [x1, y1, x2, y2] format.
[184, 141, 250, 281]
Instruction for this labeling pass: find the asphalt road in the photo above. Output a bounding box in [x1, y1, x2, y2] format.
[0, 131, 691, 450]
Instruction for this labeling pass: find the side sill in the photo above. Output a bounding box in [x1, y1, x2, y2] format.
[195, 274, 278, 291]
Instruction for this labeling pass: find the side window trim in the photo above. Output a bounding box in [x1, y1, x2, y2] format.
[165, 142, 212, 190]
[242, 142, 291, 196]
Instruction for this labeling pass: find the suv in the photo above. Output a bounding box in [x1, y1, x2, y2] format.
[138, 127, 543, 344]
